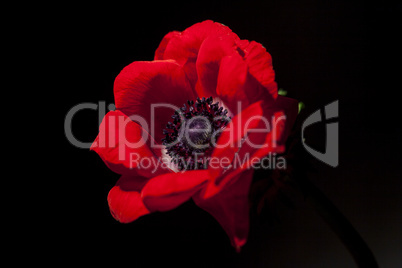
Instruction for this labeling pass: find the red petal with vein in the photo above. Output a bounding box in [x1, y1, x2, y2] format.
[193, 169, 254, 252]
[217, 111, 286, 185]
[163, 20, 236, 65]
[195, 34, 238, 98]
[213, 96, 299, 185]
[154, 31, 181, 60]
[162, 20, 237, 88]
[113, 60, 195, 143]
[141, 170, 210, 212]
[108, 175, 150, 223]
[205, 96, 298, 198]
[91, 110, 169, 178]
[209, 101, 264, 180]
[216, 53, 273, 113]
[236, 40, 278, 99]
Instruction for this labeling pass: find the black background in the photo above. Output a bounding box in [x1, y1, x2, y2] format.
[56, 0, 401, 267]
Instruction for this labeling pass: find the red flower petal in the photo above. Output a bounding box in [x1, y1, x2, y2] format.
[108, 175, 150, 223]
[162, 20, 236, 65]
[193, 169, 254, 252]
[161, 20, 237, 89]
[154, 31, 181, 61]
[113, 60, 196, 143]
[209, 101, 264, 180]
[216, 54, 250, 111]
[205, 96, 298, 198]
[214, 111, 287, 186]
[216, 53, 274, 113]
[91, 110, 169, 178]
[195, 33, 239, 98]
[231, 97, 297, 172]
[236, 40, 278, 99]
[141, 170, 210, 212]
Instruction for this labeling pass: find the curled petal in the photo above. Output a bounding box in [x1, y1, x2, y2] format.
[154, 31, 181, 60]
[108, 175, 150, 223]
[216, 54, 251, 112]
[141, 170, 210, 212]
[161, 20, 238, 88]
[236, 40, 278, 99]
[195, 34, 238, 98]
[91, 110, 169, 178]
[216, 53, 274, 113]
[162, 20, 236, 65]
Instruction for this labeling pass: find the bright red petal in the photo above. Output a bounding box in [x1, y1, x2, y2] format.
[216, 53, 274, 113]
[154, 31, 181, 60]
[209, 101, 264, 179]
[216, 54, 250, 112]
[206, 96, 298, 198]
[236, 40, 278, 99]
[163, 20, 236, 65]
[141, 170, 210, 212]
[108, 175, 150, 223]
[91, 110, 170, 178]
[215, 111, 287, 186]
[195, 34, 238, 98]
[113, 60, 196, 143]
[162, 20, 237, 89]
[193, 169, 254, 252]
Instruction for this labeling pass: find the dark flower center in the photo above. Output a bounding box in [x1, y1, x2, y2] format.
[186, 117, 212, 146]
[162, 96, 231, 171]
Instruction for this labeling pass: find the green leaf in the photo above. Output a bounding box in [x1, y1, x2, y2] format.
[298, 102, 305, 113]
[278, 88, 287, 96]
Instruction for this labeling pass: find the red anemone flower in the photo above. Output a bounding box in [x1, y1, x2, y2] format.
[91, 20, 298, 251]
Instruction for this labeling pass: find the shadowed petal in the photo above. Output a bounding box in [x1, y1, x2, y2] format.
[141, 170, 210, 212]
[206, 96, 298, 198]
[91, 110, 170, 178]
[236, 40, 278, 99]
[209, 101, 264, 180]
[193, 169, 254, 252]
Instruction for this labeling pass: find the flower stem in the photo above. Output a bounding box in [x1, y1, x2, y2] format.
[297, 177, 379, 268]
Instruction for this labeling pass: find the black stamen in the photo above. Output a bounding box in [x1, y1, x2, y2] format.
[163, 96, 231, 171]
